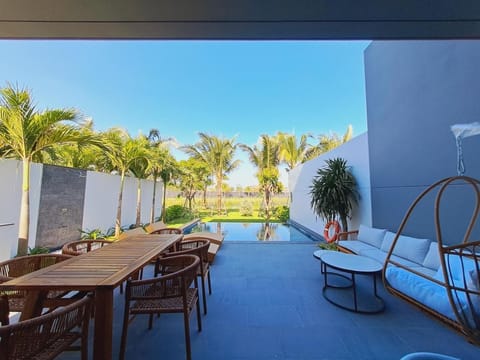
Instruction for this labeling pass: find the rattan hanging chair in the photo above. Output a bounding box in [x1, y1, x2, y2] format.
[383, 175, 480, 344]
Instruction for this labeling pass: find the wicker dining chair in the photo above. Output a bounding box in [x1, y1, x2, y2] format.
[120, 254, 201, 360]
[149, 228, 184, 255]
[0, 294, 92, 360]
[61, 239, 112, 256]
[150, 227, 183, 235]
[0, 295, 9, 326]
[0, 254, 73, 313]
[158, 239, 212, 315]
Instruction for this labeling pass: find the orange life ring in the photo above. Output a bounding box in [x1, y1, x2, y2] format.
[323, 220, 341, 243]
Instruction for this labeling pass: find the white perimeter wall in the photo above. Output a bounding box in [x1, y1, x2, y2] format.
[82, 171, 163, 233]
[0, 159, 163, 261]
[0, 159, 43, 259]
[289, 132, 371, 237]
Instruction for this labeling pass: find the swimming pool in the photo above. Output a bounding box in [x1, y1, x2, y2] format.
[184, 221, 319, 242]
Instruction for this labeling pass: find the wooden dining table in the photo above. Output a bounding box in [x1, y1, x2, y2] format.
[0, 233, 182, 360]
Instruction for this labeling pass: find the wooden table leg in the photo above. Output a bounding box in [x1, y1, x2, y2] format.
[20, 290, 47, 321]
[93, 288, 114, 360]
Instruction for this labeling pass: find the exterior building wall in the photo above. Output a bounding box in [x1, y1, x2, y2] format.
[365, 40, 480, 241]
[0, 159, 43, 259]
[289, 132, 371, 237]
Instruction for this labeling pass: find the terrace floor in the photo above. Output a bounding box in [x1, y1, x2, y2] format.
[60, 242, 480, 360]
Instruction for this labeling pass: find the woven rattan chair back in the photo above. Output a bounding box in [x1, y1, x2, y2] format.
[150, 227, 183, 235]
[120, 254, 201, 360]
[160, 239, 212, 314]
[0, 254, 71, 280]
[62, 239, 112, 256]
[0, 254, 72, 313]
[0, 294, 92, 360]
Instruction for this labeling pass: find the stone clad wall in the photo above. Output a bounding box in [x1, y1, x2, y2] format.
[36, 165, 86, 248]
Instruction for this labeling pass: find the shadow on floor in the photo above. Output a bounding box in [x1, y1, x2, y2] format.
[60, 242, 480, 360]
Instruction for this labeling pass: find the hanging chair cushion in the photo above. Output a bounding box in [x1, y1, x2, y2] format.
[386, 266, 461, 321]
[434, 255, 479, 290]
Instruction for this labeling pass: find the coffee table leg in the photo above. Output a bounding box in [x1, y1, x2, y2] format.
[352, 273, 358, 312]
[323, 262, 328, 286]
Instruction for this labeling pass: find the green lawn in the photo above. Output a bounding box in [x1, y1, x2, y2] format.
[165, 195, 289, 225]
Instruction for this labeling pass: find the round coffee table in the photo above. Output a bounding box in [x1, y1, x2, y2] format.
[312, 249, 332, 273]
[320, 252, 385, 314]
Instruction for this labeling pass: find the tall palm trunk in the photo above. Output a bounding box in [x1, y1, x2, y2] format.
[17, 158, 30, 256]
[150, 175, 158, 223]
[202, 185, 207, 207]
[216, 173, 223, 214]
[115, 171, 126, 238]
[135, 178, 141, 226]
[264, 187, 271, 221]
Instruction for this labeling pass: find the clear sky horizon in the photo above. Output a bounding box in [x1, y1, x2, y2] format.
[0, 40, 371, 187]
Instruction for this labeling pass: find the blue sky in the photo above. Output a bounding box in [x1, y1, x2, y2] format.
[0, 40, 370, 187]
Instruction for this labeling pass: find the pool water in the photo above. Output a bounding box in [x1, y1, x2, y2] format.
[184, 222, 318, 242]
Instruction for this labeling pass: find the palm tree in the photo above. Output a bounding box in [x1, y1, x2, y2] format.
[182, 133, 239, 214]
[309, 157, 358, 232]
[128, 136, 150, 227]
[44, 118, 102, 170]
[0, 85, 96, 255]
[158, 152, 177, 223]
[147, 129, 176, 223]
[177, 158, 211, 210]
[277, 132, 312, 170]
[240, 134, 282, 220]
[306, 125, 353, 160]
[101, 128, 148, 237]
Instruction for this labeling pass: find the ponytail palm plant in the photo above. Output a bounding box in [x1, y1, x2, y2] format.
[309, 158, 358, 232]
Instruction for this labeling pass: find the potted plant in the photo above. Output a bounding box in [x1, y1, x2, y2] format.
[309, 157, 358, 233]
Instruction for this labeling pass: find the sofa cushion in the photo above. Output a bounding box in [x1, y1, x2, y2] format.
[380, 231, 430, 265]
[337, 240, 375, 254]
[358, 248, 387, 264]
[390, 254, 425, 269]
[357, 225, 386, 248]
[380, 231, 396, 252]
[422, 242, 441, 270]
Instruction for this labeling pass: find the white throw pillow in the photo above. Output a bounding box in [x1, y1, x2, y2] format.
[380, 232, 430, 264]
[381, 231, 397, 252]
[393, 235, 431, 264]
[422, 242, 441, 270]
[357, 225, 386, 248]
